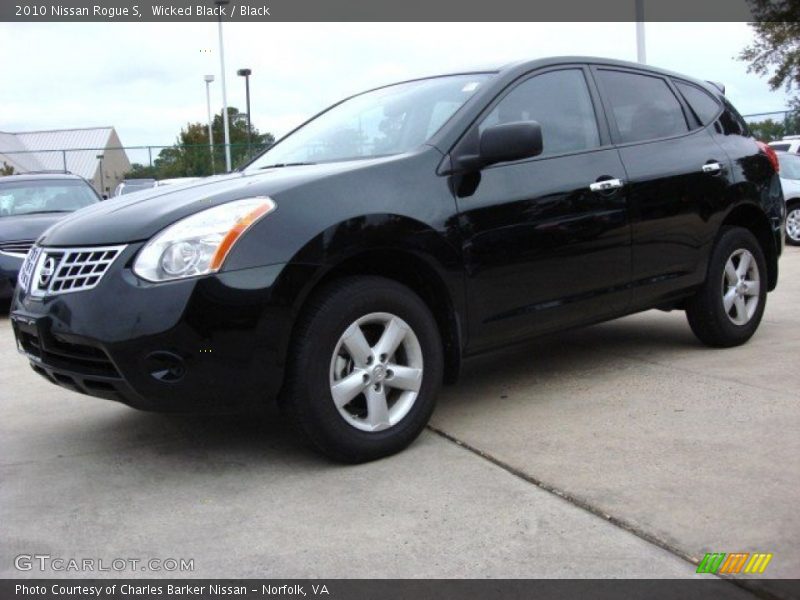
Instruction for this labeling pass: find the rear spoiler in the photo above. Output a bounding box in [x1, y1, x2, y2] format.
[706, 81, 726, 95]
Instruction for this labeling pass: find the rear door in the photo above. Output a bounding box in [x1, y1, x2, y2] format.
[593, 67, 733, 309]
[454, 66, 632, 353]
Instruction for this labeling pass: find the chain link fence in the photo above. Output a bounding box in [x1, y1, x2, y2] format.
[0, 142, 271, 195]
[742, 110, 800, 141]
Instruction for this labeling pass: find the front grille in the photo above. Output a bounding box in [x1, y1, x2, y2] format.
[0, 239, 35, 257]
[27, 245, 126, 296]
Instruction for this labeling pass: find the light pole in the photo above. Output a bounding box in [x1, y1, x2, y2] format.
[635, 0, 646, 64]
[96, 154, 105, 197]
[215, 0, 232, 171]
[204, 74, 216, 174]
[237, 68, 252, 159]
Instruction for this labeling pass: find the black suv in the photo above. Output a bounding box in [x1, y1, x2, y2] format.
[11, 57, 784, 462]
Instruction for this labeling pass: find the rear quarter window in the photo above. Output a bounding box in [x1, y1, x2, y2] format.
[674, 81, 721, 126]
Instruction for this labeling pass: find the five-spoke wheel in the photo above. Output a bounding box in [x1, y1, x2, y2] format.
[721, 249, 760, 326]
[330, 313, 423, 432]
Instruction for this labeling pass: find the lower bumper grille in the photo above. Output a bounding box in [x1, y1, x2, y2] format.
[16, 327, 120, 379]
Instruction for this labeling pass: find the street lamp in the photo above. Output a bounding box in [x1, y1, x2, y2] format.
[204, 74, 216, 174]
[237, 68, 252, 159]
[96, 154, 105, 197]
[215, 0, 232, 171]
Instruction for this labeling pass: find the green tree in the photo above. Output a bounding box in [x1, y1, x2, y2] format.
[748, 118, 786, 142]
[126, 163, 157, 178]
[125, 107, 274, 180]
[0, 161, 14, 176]
[739, 2, 800, 110]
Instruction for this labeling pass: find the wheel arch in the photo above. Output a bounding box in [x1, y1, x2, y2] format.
[720, 203, 779, 291]
[277, 215, 466, 385]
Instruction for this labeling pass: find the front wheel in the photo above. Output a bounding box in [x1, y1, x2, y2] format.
[786, 202, 800, 246]
[685, 226, 767, 348]
[282, 276, 443, 463]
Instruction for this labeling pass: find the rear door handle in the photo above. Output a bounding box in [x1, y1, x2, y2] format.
[702, 162, 723, 174]
[589, 178, 624, 193]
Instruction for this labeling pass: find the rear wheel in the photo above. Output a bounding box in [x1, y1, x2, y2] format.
[283, 276, 443, 463]
[686, 227, 767, 347]
[786, 202, 800, 246]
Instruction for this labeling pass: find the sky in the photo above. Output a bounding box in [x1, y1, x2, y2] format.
[0, 22, 792, 164]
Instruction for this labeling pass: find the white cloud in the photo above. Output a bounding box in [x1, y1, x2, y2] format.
[0, 21, 791, 152]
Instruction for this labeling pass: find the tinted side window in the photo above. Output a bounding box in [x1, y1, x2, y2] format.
[480, 69, 600, 157]
[674, 81, 721, 126]
[719, 98, 751, 137]
[597, 70, 688, 143]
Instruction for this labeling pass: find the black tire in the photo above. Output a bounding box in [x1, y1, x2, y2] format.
[686, 226, 767, 348]
[282, 276, 443, 463]
[786, 201, 800, 246]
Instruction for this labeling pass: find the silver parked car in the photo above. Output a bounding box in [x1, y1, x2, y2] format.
[778, 152, 800, 245]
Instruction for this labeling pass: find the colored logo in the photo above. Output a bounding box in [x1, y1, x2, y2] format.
[696, 552, 773, 574]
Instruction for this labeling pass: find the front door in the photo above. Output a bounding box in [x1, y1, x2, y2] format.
[453, 67, 632, 353]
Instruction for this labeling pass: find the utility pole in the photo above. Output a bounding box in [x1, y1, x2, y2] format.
[635, 0, 646, 64]
[216, 0, 232, 171]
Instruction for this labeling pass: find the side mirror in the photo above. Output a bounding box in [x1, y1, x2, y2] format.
[459, 121, 544, 171]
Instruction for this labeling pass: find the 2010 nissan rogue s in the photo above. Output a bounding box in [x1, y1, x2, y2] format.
[11, 57, 785, 462]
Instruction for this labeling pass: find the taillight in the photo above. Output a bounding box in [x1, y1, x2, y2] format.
[757, 140, 780, 174]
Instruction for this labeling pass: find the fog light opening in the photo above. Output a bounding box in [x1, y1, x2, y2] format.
[145, 351, 186, 383]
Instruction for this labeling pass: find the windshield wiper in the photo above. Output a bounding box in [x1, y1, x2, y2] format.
[258, 162, 316, 170]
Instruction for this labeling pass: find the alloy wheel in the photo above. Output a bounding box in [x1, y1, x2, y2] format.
[721, 248, 760, 326]
[329, 312, 423, 432]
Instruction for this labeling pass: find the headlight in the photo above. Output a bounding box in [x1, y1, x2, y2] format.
[133, 197, 275, 282]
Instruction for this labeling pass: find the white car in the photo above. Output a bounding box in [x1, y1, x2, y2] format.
[778, 151, 800, 245]
[770, 136, 800, 154]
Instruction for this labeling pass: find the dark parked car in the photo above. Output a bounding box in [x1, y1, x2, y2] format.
[11, 57, 784, 462]
[1, 173, 101, 300]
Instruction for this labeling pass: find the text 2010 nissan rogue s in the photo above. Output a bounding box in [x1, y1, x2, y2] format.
[11, 57, 784, 462]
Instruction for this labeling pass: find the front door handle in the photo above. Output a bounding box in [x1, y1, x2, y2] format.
[589, 178, 624, 193]
[702, 162, 723, 174]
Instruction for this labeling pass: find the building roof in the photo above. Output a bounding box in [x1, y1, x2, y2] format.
[0, 127, 121, 180]
[0, 131, 45, 173]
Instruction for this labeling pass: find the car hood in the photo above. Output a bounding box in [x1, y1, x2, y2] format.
[0, 213, 70, 244]
[39, 159, 390, 247]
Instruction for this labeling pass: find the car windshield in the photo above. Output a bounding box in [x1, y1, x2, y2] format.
[246, 74, 491, 170]
[778, 152, 800, 180]
[0, 179, 99, 217]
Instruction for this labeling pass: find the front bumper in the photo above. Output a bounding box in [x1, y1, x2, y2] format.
[11, 243, 303, 413]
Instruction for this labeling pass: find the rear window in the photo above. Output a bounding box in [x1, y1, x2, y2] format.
[0, 179, 98, 217]
[597, 70, 689, 144]
[771, 143, 791, 152]
[674, 81, 721, 126]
